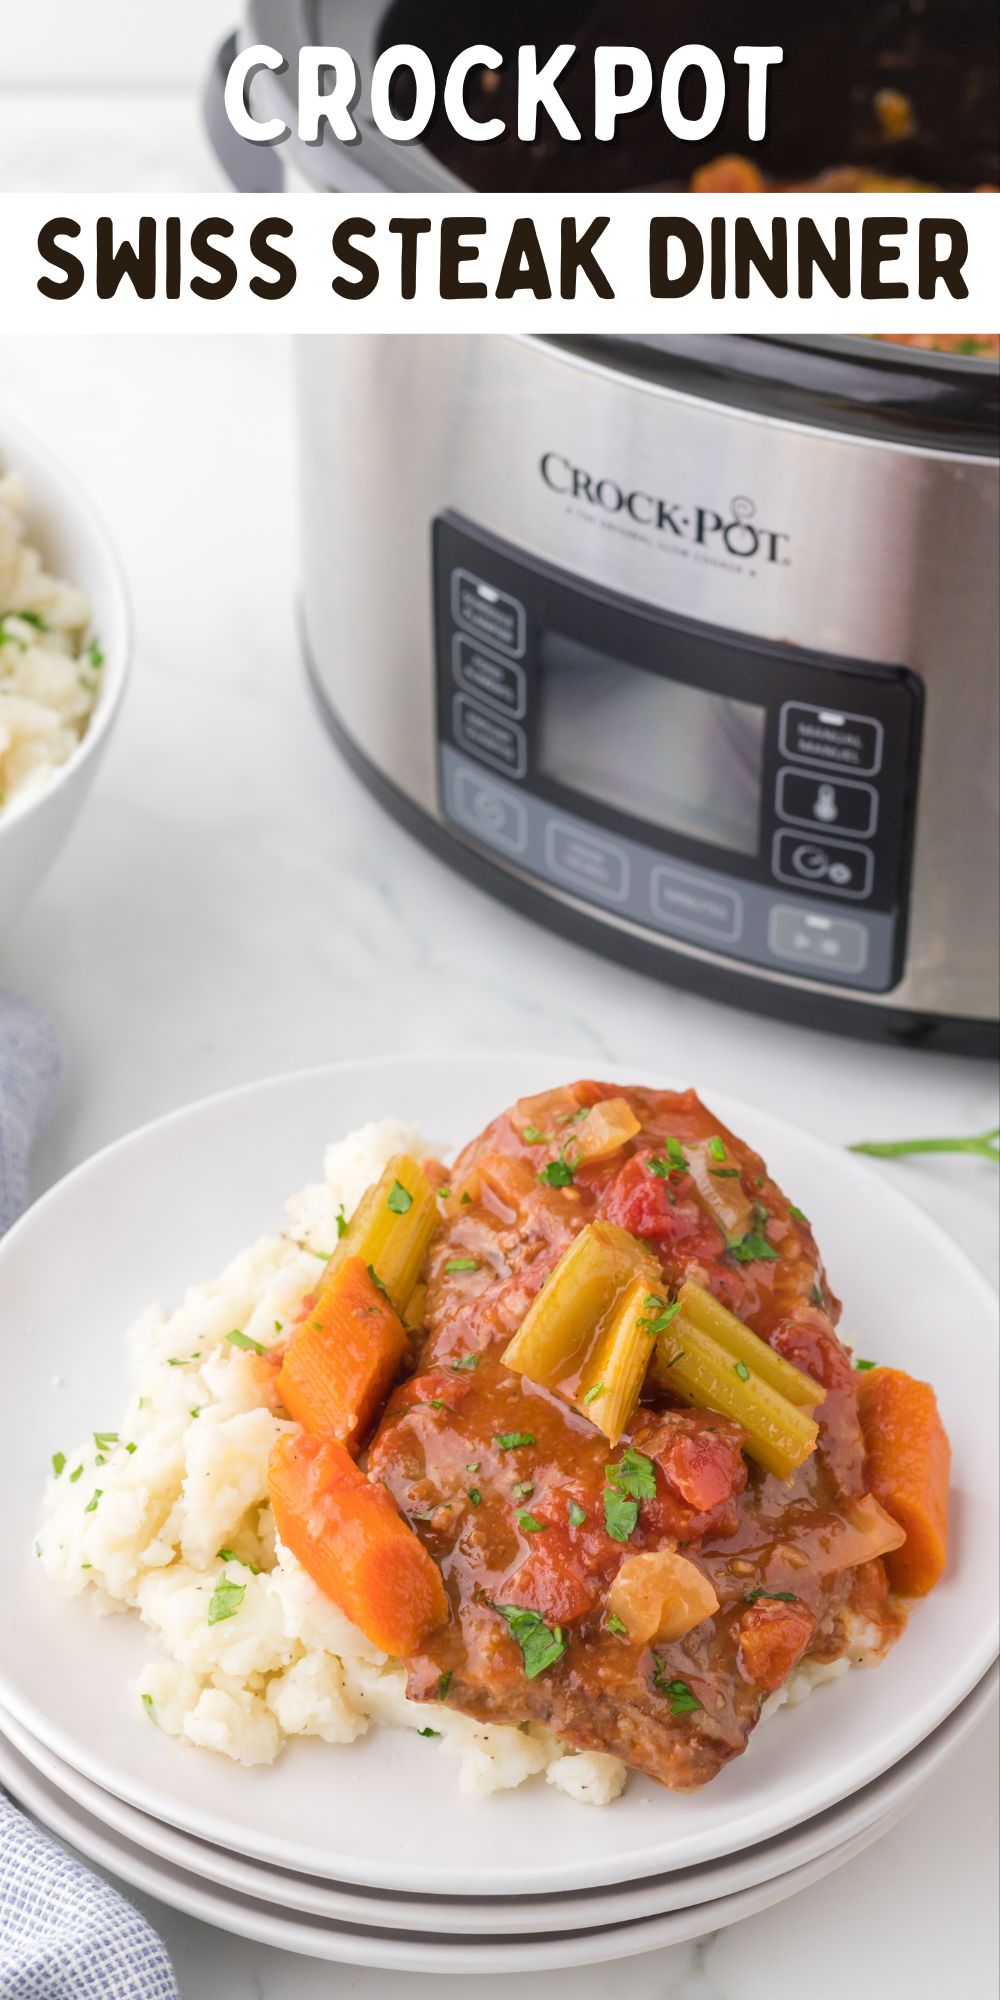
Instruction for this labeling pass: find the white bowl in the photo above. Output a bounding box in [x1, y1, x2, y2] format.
[0, 415, 130, 930]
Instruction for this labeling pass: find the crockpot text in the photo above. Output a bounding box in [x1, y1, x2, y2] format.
[540, 455, 790, 563]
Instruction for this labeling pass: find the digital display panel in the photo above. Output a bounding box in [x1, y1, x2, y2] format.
[538, 633, 767, 857]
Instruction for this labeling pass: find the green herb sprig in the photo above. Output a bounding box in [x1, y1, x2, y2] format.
[850, 1127, 999, 1164]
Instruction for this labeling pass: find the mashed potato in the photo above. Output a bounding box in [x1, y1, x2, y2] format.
[0, 465, 101, 816]
[37, 1120, 627, 1806]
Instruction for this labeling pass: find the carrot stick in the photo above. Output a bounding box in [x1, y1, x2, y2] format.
[277, 1256, 408, 1451]
[857, 1367, 951, 1596]
[268, 1432, 449, 1657]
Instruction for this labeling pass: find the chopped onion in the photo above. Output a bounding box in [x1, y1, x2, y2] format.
[568, 1097, 642, 1167]
[607, 1549, 720, 1645]
[686, 1141, 754, 1244]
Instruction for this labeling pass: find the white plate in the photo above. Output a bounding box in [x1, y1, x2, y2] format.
[0, 1726, 920, 1975]
[0, 1056, 996, 1897]
[1, 1670, 994, 1937]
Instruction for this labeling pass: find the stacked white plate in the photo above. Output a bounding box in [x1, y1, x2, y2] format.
[0, 1056, 996, 1972]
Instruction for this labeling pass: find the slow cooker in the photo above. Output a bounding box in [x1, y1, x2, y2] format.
[209, 10, 1000, 1051]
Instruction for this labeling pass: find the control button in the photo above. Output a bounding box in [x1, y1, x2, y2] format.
[775, 768, 878, 839]
[452, 569, 526, 657]
[545, 821, 629, 905]
[454, 696, 527, 779]
[650, 864, 743, 945]
[772, 830, 874, 900]
[450, 763, 528, 858]
[453, 636, 527, 719]
[780, 702, 884, 777]
[769, 906, 870, 975]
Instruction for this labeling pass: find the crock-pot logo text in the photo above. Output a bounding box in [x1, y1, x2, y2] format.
[540, 455, 789, 565]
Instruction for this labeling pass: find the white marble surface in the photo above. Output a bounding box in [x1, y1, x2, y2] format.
[0, 22, 998, 1996]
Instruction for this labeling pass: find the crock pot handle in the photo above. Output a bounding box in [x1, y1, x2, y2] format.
[202, 32, 286, 194]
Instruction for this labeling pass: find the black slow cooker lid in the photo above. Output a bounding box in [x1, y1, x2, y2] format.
[252, 0, 1000, 190]
[555, 336, 999, 452]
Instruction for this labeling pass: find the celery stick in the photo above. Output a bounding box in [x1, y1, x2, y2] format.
[678, 1282, 824, 1408]
[653, 1313, 819, 1479]
[327, 1156, 439, 1315]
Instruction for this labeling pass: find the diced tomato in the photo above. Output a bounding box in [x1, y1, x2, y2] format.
[384, 1371, 476, 1418]
[771, 1308, 866, 1493]
[603, 1154, 724, 1264]
[737, 1600, 817, 1692]
[500, 1525, 597, 1625]
[634, 1410, 747, 1540]
[770, 1308, 854, 1394]
[664, 1429, 747, 1514]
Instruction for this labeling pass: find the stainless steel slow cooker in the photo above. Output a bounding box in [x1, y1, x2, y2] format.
[209, 12, 1000, 1051]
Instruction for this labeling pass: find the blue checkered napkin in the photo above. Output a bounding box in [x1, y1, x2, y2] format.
[0, 1793, 179, 2000]
[0, 992, 62, 1236]
[0, 992, 180, 1999]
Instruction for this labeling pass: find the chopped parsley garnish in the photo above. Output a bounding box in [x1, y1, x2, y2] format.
[418, 1727, 441, 1738]
[711, 1167, 741, 1180]
[538, 1154, 575, 1188]
[467, 1488, 481, 1506]
[603, 1488, 639, 1542]
[789, 1205, 810, 1225]
[521, 1124, 547, 1144]
[707, 1136, 727, 1162]
[744, 1588, 799, 1604]
[493, 1604, 566, 1679]
[460, 1192, 472, 1205]
[84, 1489, 102, 1514]
[854, 1357, 876, 1372]
[437, 1188, 452, 1201]
[582, 1383, 604, 1405]
[567, 1500, 587, 1528]
[511, 1481, 534, 1501]
[437, 1671, 452, 1699]
[451, 1353, 479, 1371]
[651, 1659, 701, 1713]
[141, 1692, 156, 1718]
[638, 1293, 681, 1337]
[607, 1446, 657, 1501]
[811, 1283, 825, 1307]
[51, 1452, 65, 1478]
[93, 1431, 119, 1453]
[602, 1446, 656, 1543]
[226, 1329, 267, 1354]
[466, 1461, 480, 1474]
[496, 1431, 535, 1451]
[730, 1229, 779, 1264]
[605, 1613, 629, 1636]
[733, 1359, 751, 1382]
[216, 1548, 260, 1573]
[69, 1464, 83, 1484]
[444, 1258, 478, 1275]
[207, 1576, 246, 1626]
[386, 1179, 413, 1215]
[517, 1511, 547, 1533]
[335, 1204, 348, 1239]
[367, 1265, 391, 1299]
[650, 1138, 688, 1178]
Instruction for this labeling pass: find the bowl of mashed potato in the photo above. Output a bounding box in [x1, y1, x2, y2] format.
[0, 417, 130, 931]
